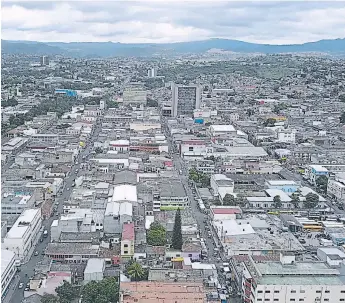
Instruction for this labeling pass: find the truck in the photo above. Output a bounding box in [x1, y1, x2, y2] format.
[43, 230, 48, 238]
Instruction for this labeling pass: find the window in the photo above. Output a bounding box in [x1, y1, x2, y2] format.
[124, 251, 128, 254]
[124, 244, 128, 248]
[325, 290, 330, 293]
[189, 147, 194, 151]
[316, 290, 322, 293]
[342, 291, 345, 293]
[300, 290, 305, 293]
[291, 290, 296, 293]
[340, 299, 345, 301]
[265, 299, 270, 302]
[265, 290, 271, 293]
[274, 290, 279, 293]
[258, 290, 263, 293]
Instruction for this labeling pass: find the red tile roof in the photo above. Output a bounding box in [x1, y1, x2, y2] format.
[122, 222, 135, 241]
[212, 208, 242, 215]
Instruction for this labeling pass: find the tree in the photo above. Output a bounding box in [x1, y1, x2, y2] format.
[188, 168, 199, 183]
[56, 281, 78, 303]
[171, 208, 183, 250]
[316, 175, 328, 193]
[291, 193, 300, 208]
[94, 147, 103, 154]
[340, 112, 345, 124]
[126, 262, 145, 281]
[273, 195, 282, 208]
[200, 174, 210, 187]
[304, 193, 319, 209]
[147, 222, 166, 246]
[81, 277, 119, 303]
[41, 294, 60, 303]
[264, 118, 276, 127]
[223, 194, 236, 206]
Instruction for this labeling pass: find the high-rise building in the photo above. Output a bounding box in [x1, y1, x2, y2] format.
[40, 56, 49, 66]
[172, 84, 201, 117]
[147, 68, 157, 78]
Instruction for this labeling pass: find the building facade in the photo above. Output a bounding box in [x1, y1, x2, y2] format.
[172, 84, 201, 117]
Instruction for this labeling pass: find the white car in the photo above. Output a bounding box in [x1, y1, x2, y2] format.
[18, 282, 24, 289]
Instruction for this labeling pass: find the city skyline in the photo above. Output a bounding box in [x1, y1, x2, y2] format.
[2, 1, 345, 44]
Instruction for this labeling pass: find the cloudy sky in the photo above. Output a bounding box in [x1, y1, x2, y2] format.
[2, 1, 345, 44]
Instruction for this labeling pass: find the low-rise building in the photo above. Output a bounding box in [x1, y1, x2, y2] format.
[121, 222, 135, 258]
[84, 258, 105, 283]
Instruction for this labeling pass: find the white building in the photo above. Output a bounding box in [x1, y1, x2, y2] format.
[208, 124, 237, 137]
[3, 209, 42, 260]
[305, 164, 329, 185]
[84, 258, 105, 283]
[241, 253, 345, 303]
[108, 140, 130, 152]
[180, 140, 207, 157]
[210, 174, 234, 199]
[147, 68, 157, 78]
[1, 249, 17, 296]
[123, 86, 147, 105]
[328, 173, 345, 203]
[276, 129, 296, 143]
[172, 84, 201, 117]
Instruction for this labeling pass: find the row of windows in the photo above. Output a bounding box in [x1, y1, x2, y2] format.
[259, 290, 345, 294]
[257, 299, 345, 302]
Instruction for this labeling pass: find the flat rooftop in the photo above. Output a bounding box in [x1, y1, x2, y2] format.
[1, 249, 15, 277]
[160, 180, 186, 198]
[256, 261, 344, 286]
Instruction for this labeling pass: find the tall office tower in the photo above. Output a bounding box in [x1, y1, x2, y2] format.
[172, 84, 201, 117]
[40, 56, 49, 66]
[147, 68, 157, 78]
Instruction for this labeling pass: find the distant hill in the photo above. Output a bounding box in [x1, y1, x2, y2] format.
[2, 38, 345, 57]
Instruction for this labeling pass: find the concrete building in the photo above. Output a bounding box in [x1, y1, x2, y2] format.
[208, 124, 237, 138]
[276, 129, 296, 143]
[328, 173, 345, 203]
[45, 243, 100, 262]
[210, 174, 234, 199]
[3, 208, 42, 260]
[241, 253, 345, 303]
[305, 164, 329, 185]
[172, 84, 201, 117]
[265, 180, 299, 193]
[104, 201, 133, 234]
[1, 249, 17, 296]
[123, 85, 147, 105]
[155, 180, 189, 211]
[40, 55, 49, 66]
[147, 68, 157, 78]
[84, 258, 105, 283]
[121, 222, 135, 258]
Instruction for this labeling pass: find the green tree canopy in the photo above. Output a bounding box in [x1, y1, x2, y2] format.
[223, 194, 236, 206]
[41, 294, 60, 303]
[273, 195, 282, 208]
[340, 112, 345, 124]
[126, 262, 145, 281]
[172, 208, 183, 250]
[316, 175, 328, 193]
[263, 118, 276, 127]
[304, 193, 319, 209]
[147, 222, 166, 246]
[81, 277, 119, 303]
[291, 193, 300, 208]
[56, 281, 78, 303]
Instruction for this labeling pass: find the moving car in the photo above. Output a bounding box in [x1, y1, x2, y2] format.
[18, 283, 24, 289]
[34, 251, 39, 256]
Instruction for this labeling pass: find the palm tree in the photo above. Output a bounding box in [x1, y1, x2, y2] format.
[127, 262, 145, 282]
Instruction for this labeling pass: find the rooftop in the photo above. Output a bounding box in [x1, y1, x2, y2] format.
[122, 222, 135, 241]
[120, 282, 207, 303]
[6, 208, 40, 239]
[1, 249, 15, 277]
[84, 258, 105, 274]
[45, 243, 100, 255]
[210, 124, 236, 132]
[112, 184, 137, 203]
[105, 201, 133, 217]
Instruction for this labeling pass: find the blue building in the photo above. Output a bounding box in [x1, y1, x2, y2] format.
[265, 180, 299, 193]
[55, 89, 77, 97]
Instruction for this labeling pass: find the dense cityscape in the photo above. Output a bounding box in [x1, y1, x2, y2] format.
[1, 47, 345, 303]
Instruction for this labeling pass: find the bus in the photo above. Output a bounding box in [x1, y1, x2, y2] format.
[303, 223, 323, 231]
[198, 199, 206, 213]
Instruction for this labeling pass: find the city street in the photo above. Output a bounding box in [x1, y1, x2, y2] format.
[5, 123, 101, 303]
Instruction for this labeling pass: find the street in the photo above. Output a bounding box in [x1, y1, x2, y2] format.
[5, 124, 101, 303]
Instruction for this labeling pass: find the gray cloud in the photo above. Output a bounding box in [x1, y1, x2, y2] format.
[1, 1, 345, 44]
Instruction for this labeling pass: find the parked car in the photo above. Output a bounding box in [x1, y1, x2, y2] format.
[34, 251, 39, 256]
[18, 283, 24, 289]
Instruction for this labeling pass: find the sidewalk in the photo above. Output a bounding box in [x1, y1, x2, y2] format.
[22, 228, 44, 264]
[2, 274, 20, 303]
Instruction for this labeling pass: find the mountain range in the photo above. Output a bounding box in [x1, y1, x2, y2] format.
[2, 38, 345, 57]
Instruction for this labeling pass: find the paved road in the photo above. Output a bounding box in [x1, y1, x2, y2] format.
[6, 123, 101, 303]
